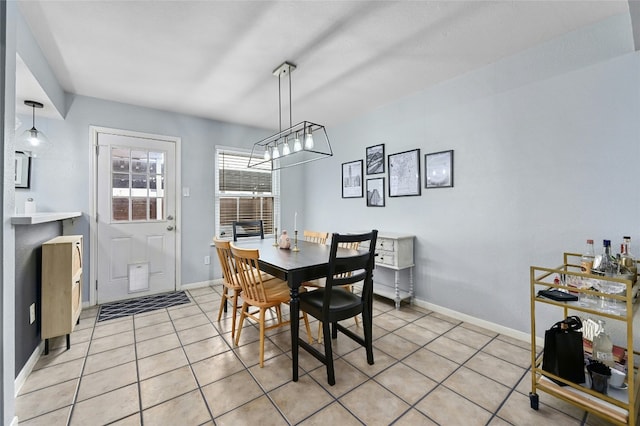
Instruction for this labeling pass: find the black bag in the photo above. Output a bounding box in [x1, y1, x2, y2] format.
[541, 315, 585, 386]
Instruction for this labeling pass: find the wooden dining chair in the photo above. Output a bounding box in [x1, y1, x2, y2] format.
[230, 244, 313, 367]
[232, 220, 264, 241]
[295, 230, 378, 385]
[213, 238, 244, 340]
[303, 237, 361, 342]
[303, 230, 329, 245]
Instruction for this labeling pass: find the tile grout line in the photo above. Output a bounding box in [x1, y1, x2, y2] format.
[66, 310, 99, 426]
[132, 309, 146, 425]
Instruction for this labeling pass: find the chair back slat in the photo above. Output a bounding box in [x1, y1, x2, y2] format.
[230, 244, 269, 303]
[213, 238, 240, 287]
[232, 220, 265, 241]
[303, 230, 329, 245]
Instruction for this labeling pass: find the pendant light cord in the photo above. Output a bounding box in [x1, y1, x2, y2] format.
[278, 73, 282, 134]
[289, 68, 292, 128]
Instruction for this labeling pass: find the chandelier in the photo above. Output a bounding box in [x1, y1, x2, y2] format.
[248, 62, 332, 170]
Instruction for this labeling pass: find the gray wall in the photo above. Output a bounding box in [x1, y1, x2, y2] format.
[2, 2, 18, 423]
[14, 222, 61, 376]
[303, 13, 640, 341]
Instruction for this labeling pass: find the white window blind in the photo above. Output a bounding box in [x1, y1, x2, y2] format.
[215, 146, 279, 239]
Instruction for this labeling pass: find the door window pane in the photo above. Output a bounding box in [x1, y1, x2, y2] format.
[111, 148, 166, 222]
[113, 197, 129, 221]
[131, 198, 148, 221]
[131, 150, 148, 173]
[112, 148, 130, 172]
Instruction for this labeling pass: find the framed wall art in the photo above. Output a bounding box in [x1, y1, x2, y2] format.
[388, 149, 421, 197]
[342, 160, 363, 198]
[366, 177, 385, 207]
[425, 150, 454, 188]
[15, 151, 31, 189]
[365, 144, 385, 174]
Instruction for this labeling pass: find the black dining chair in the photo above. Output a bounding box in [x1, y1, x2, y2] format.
[232, 220, 264, 241]
[294, 230, 378, 385]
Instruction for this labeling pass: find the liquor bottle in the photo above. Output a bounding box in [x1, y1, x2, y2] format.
[592, 320, 615, 367]
[599, 240, 614, 276]
[581, 239, 595, 273]
[621, 236, 637, 282]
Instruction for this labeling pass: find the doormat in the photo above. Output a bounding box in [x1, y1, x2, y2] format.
[97, 291, 190, 322]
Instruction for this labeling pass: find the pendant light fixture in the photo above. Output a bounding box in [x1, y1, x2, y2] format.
[17, 100, 50, 157]
[248, 61, 332, 170]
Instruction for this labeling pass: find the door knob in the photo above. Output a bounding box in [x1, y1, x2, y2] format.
[167, 215, 174, 220]
[167, 225, 174, 231]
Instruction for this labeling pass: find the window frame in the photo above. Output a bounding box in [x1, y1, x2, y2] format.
[214, 145, 280, 239]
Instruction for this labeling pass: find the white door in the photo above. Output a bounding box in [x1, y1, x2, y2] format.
[96, 131, 177, 304]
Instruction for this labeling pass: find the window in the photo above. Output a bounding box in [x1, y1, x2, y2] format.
[111, 147, 166, 221]
[215, 146, 279, 239]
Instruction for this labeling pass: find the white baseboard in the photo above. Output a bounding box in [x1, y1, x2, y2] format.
[180, 280, 219, 290]
[15, 342, 43, 396]
[411, 297, 540, 346]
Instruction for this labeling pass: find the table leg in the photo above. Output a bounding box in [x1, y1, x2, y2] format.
[290, 285, 300, 382]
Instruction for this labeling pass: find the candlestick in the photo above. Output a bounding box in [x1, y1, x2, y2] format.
[273, 226, 279, 246]
[292, 230, 299, 252]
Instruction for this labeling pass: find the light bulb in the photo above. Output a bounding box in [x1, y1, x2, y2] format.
[282, 139, 291, 156]
[293, 133, 302, 152]
[272, 145, 280, 159]
[27, 128, 40, 146]
[18, 127, 50, 157]
[264, 147, 271, 160]
[304, 129, 314, 150]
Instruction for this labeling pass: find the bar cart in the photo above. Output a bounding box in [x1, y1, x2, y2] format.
[530, 252, 639, 425]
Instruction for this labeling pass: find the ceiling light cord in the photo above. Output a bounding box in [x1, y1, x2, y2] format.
[289, 68, 292, 128]
[278, 73, 282, 134]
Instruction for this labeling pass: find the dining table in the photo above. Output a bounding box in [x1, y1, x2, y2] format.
[231, 237, 350, 381]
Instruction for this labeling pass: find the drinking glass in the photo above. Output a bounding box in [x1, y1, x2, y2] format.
[594, 280, 626, 314]
[567, 275, 595, 307]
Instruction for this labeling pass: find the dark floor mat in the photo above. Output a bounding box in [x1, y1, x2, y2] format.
[97, 291, 190, 322]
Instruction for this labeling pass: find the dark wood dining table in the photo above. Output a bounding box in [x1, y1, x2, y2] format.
[230, 237, 338, 381]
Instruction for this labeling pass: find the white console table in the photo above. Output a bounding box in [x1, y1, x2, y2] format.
[360, 232, 415, 309]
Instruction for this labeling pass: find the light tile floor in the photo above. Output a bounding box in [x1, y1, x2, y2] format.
[15, 285, 625, 425]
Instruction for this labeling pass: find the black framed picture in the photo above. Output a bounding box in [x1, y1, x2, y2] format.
[366, 177, 385, 207]
[425, 150, 454, 188]
[342, 160, 363, 198]
[388, 149, 421, 197]
[366, 144, 385, 174]
[15, 151, 31, 189]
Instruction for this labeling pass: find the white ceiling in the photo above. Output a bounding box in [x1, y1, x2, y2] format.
[16, 1, 630, 130]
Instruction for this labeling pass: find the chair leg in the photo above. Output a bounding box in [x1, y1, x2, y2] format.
[230, 289, 240, 339]
[317, 321, 323, 343]
[363, 304, 374, 365]
[348, 285, 360, 327]
[275, 305, 283, 323]
[217, 286, 228, 321]
[259, 308, 266, 368]
[302, 312, 313, 344]
[234, 302, 248, 346]
[331, 322, 338, 339]
[322, 321, 335, 386]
